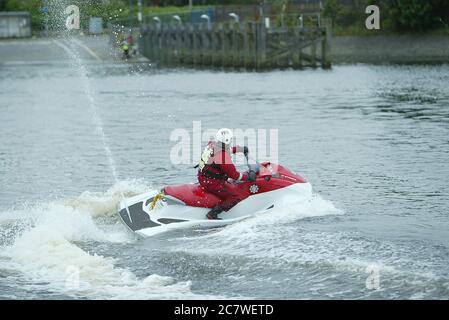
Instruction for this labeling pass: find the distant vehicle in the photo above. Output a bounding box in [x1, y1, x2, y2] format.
[0, 12, 32, 39]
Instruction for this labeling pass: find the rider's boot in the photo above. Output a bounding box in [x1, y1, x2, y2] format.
[206, 206, 224, 220]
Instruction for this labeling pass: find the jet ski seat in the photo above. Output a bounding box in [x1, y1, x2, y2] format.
[164, 184, 222, 209]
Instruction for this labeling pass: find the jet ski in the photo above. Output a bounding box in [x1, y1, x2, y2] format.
[118, 159, 312, 237]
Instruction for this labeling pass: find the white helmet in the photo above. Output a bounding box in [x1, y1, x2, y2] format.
[215, 128, 233, 145]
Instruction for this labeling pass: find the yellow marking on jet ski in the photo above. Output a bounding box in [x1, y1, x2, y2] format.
[149, 192, 163, 210]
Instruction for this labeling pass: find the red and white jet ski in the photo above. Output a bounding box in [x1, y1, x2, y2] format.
[118, 161, 312, 237]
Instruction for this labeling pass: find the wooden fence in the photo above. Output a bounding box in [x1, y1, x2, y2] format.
[110, 14, 332, 69]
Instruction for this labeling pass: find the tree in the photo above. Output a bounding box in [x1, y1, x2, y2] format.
[385, 0, 449, 32]
[323, 0, 341, 27]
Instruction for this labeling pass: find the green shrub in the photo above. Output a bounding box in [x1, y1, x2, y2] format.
[384, 0, 449, 32]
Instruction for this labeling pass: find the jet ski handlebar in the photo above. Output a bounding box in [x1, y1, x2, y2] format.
[245, 154, 260, 173]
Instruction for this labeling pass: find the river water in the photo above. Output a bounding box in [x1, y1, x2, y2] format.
[1, 40, 448, 299]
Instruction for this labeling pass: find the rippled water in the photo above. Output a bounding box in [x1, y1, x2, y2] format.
[1, 45, 449, 299]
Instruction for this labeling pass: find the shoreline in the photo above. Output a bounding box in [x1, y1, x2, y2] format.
[331, 35, 449, 64]
[2, 34, 449, 66]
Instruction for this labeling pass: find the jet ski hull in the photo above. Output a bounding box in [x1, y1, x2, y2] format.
[118, 182, 312, 237]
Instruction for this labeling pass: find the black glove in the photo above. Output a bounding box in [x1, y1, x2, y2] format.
[247, 170, 257, 181]
[243, 146, 249, 157]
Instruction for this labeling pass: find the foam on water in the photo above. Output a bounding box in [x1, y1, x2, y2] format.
[168, 193, 343, 262]
[166, 192, 449, 298]
[0, 181, 220, 299]
[65, 179, 151, 219]
[185, 192, 343, 241]
[168, 194, 420, 277]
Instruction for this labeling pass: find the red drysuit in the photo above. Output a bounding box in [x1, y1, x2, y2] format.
[197, 141, 249, 211]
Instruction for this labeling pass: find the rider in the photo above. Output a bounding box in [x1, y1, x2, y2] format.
[127, 32, 136, 55]
[121, 39, 129, 58]
[197, 128, 257, 220]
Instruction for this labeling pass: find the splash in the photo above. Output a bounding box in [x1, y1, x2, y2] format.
[64, 179, 150, 219]
[3, 229, 199, 299]
[189, 192, 344, 240]
[168, 192, 347, 267]
[49, 6, 136, 245]
[0, 181, 221, 299]
[51, 37, 119, 181]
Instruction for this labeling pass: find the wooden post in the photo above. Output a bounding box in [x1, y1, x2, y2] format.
[157, 25, 163, 64]
[202, 24, 211, 66]
[197, 24, 203, 66]
[192, 24, 199, 66]
[151, 25, 157, 61]
[221, 24, 227, 67]
[173, 25, 180, 65]
[231, 23, 237, 68]
[199, 25, 206, 66]
[237, 23, 245, 68]
[223, 24, 232, 68]
[211, 24, 218, 66]
[321, 18, 332, 69]
[166, 25, 173, 65]
[256, 20, 267, 69]
[175, 25, 184, 64]
[161, 25, 168, 65]
[147, 25, 153, 60]
[215, 23, 225, 68]
[242, 22, 251, 69]
[180, 25, 187, 65]
[148, 25, 154, 61]
[186, 24, 194, 65]
[292, 27, 302, 69]
[311, 38, 317, 68]
[251, 22, 257, 69]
